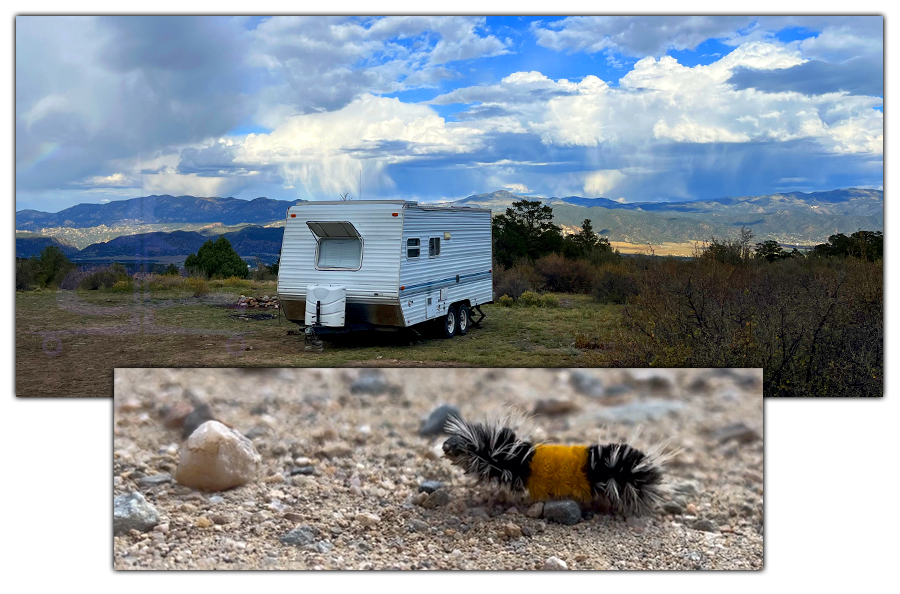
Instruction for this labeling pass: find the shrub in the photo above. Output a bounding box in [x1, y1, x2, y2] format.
[184, 236, 249, 279]
[187, 277, 209, 297]
[209, 276, 253, 289]
[517, 291, 543, 307]
[617, 255, 882, 396]
[15, 258, 41, 291]
[493, 261, 538, 300]
[111, 279, 134, 292]
[534, 254, 596, 294]
[498, 294, 514, 307]
[16, 246, 77, 289]
[78, 264, 130, 290]
[591, 267, 639, 304]
[541, 294, 559, 308]
[164, 263, 180, 275]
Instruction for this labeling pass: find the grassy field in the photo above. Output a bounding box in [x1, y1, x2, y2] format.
[16, 282, 624, 397]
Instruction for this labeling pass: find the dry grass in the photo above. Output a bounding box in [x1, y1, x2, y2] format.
[16, 289, 622, 397]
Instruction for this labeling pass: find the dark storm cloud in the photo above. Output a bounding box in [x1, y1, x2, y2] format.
[16, 16, 253, 192]
[728, 56, 883, 97]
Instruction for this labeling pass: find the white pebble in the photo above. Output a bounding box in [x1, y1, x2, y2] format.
[543, 556, 568, 570]
[175, 421, 262, 492]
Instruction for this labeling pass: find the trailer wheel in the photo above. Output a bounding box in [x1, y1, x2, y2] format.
[440, 306, 457, 339]
[456, 304, 470, 335]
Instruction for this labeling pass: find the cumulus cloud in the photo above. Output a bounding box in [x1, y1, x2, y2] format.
[248, 16, 509, 126]
[176, 94, 484, 199]
[531, 16, 755, 56]
[14, 16, 883, 210]
[16, 15, 510, 208]
[166, 39, 882, 202]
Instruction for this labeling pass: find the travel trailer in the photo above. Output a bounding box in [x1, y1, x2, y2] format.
[277, 200, 493, 339]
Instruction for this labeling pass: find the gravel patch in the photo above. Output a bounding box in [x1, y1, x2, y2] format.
[113, 367, 763, 570]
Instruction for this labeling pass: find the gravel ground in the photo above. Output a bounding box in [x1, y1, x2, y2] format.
[113, 367, 763, 570]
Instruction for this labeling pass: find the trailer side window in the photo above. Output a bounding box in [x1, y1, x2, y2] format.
[317, 238, 362, 269]
[429, 237, 441, 257]
[306, 221, 363, 270]
[407, 238, 420, 258]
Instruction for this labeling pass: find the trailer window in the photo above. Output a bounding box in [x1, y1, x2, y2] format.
[317, 238, 362, 269]
[407, 238, 420, 258]
[306, 220, 363, 270]
[429, 237, 441, 257]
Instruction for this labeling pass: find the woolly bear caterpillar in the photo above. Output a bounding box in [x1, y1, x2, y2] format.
[441, 415, 669, 516]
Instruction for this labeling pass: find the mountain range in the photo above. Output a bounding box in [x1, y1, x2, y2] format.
[16, 195, 300, 231]
[16, 188, 883, 260]
[451, 188, 882, 245]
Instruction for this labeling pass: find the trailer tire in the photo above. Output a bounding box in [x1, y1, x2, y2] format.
[440, 306, 457, 339]
[456, 304, 470, 335]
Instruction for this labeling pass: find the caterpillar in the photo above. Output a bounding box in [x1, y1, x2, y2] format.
[442, 415, 668, 516]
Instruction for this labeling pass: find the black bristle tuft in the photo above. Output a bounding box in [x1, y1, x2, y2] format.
[442, 416, 535, 492]
[586, 443, 665, 516]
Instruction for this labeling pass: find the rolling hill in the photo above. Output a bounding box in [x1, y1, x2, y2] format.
[15, 235, 81, 258]
[73, 226, 284, 261]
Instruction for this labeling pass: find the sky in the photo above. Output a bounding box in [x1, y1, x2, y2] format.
[15, 15, 884, 212]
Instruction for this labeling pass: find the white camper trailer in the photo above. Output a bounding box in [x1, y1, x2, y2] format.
[277, 200, 493, 339]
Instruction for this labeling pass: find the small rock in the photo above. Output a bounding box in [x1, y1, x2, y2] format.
[672, 480, 702, 496]
[408, 519, 429, 532]
[742, 470, 763, 483]
[210, 513, 231, 525]
[264, 473, 285, 483]
[350, 370, 394, 395]
[542, 556, 568, 570]
[418, 480, 444, 494]
[290, 466, 316, 476]
[113, 492, 159, 535]
[626, 516, 650, 529]
[161, 402, 194, 429]
[419, 404, 462, 435]
[195, 516, 214, 528]
[686, 503, 698, 515]
[137, 473, 172, 487]
[280, 525, 319, 546]
[466, 507, 490, 522]
[181, 404, 215, 439]
[714, 422, 760, 444]
[175, 421, 262, 492]
[502, 523, 522, 538]
[525, 502, 544, 518]
[662, 501, 685, 514]
[533, 399, 579, 416]
[315, 444, 352, 459]
[420, 488, 451, 509]
[284, 512, 305, 522]
[356, 513, 381, 527]
[543, 500, 581, 525]
[692, 519, 719, 533]
[569, 370, 604, 397]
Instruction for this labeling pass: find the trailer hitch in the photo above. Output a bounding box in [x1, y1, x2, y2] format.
[304, 301, 325, 352]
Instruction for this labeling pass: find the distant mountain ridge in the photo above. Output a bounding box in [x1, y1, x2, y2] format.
[454, 188, 883, 216]
[16, 195, 300, 231]
[453, 188, 883, 245]
[74, 226, 283, 260]
[15, 188, 883, 252]
[14, 235, 81, 258]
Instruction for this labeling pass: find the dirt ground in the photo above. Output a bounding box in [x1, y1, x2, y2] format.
[113, 367, 763, 570]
